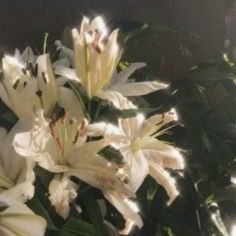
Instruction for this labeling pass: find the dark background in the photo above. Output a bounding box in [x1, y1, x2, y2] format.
[0, 0, 231, 79]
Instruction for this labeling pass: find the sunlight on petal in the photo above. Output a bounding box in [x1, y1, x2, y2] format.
[231, 225, 236, 236]
[3, 55, 24, 70]
[231, 177, 236, 185]
[124, 220, 135, 235]
[170, 108, 178, 121]
[124, 198, 139, 213]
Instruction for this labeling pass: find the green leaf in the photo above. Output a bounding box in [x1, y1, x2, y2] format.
[98, 145, 124, 165]
[59, 218, 96, 236]
[118, 61, 130, 71]
[80, 192, 105, 236]
[95, 102, 138, 122]
[205, 194, 215, 205]
[163, 226, 175, 236]
[0, 111, 18, 123]
[189, 61, 216, 72]
[213, 142, 235, 167]
[147, 186, 157, 202]
[120, 20, 198, 44]
[215, 185, 236, 203]
[34, 166, 54, 187]
[201, 130, 212, 154]
[67, 81, 90, 121]
[206, 120, 236, 139]
[27, 198, 58, 231]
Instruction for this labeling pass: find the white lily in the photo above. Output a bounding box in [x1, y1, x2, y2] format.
[0, 53, 58, 118]
[0, 204, 46, 236]
[72, 16, 119, 98]
[55, 17, 167, 103]
[13, 110, 143, 232]
[13, 110, 100, 218]
[0, 126, 34, 206]
[103, 93, 184, 204]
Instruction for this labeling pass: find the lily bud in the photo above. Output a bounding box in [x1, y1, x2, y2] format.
[72, 16, 119, 97]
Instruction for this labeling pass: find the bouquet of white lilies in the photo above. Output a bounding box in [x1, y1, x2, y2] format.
[0, 16, 184, 236]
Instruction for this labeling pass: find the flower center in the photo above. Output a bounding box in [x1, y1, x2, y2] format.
[49, 112, 85, 165]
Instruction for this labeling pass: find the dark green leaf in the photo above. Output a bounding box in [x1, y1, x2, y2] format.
[27, 198, 58, 231]
[215, 185, 236, 203]
[67, 81, 90, 120]
[34, 166, 54, 187]
[59, 218, 96, 236]
[98, 145, 124, 165]
[201, 130, 212, 154]
[80, 192, 105, 236]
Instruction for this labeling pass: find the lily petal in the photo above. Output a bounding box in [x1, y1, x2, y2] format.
[96, 90, 136, 109]
[48, 174, 78, 219]
[89, 16, 108, 41]
[112, 62, 146, 85]
[55, 40, 74, 64]
[55, 66, 78, 81]
[13, 111, 67, 173]
[36, 54, 59, 115]
[140, 109, 178, 138]
[0, 128, 7, 149]
[0, 121, 36, 206]
[68, 138, 144, 233]
[149, 164, 179, 204]
[80, 16, 90, 34]
[119, 113, 145, 138]
[58, 87, 84, 122]
[67, 138, 109, 171]
[21, 47, 35, 64]
[112, 81, 168, 96]
[105, 191, 143, 235]
[142, 138, 184, 169]
[126, 149, 149, 192]
[0, 181, 34, 206]
[0, 204, 47, 236]
[53, 58, 71, 68]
